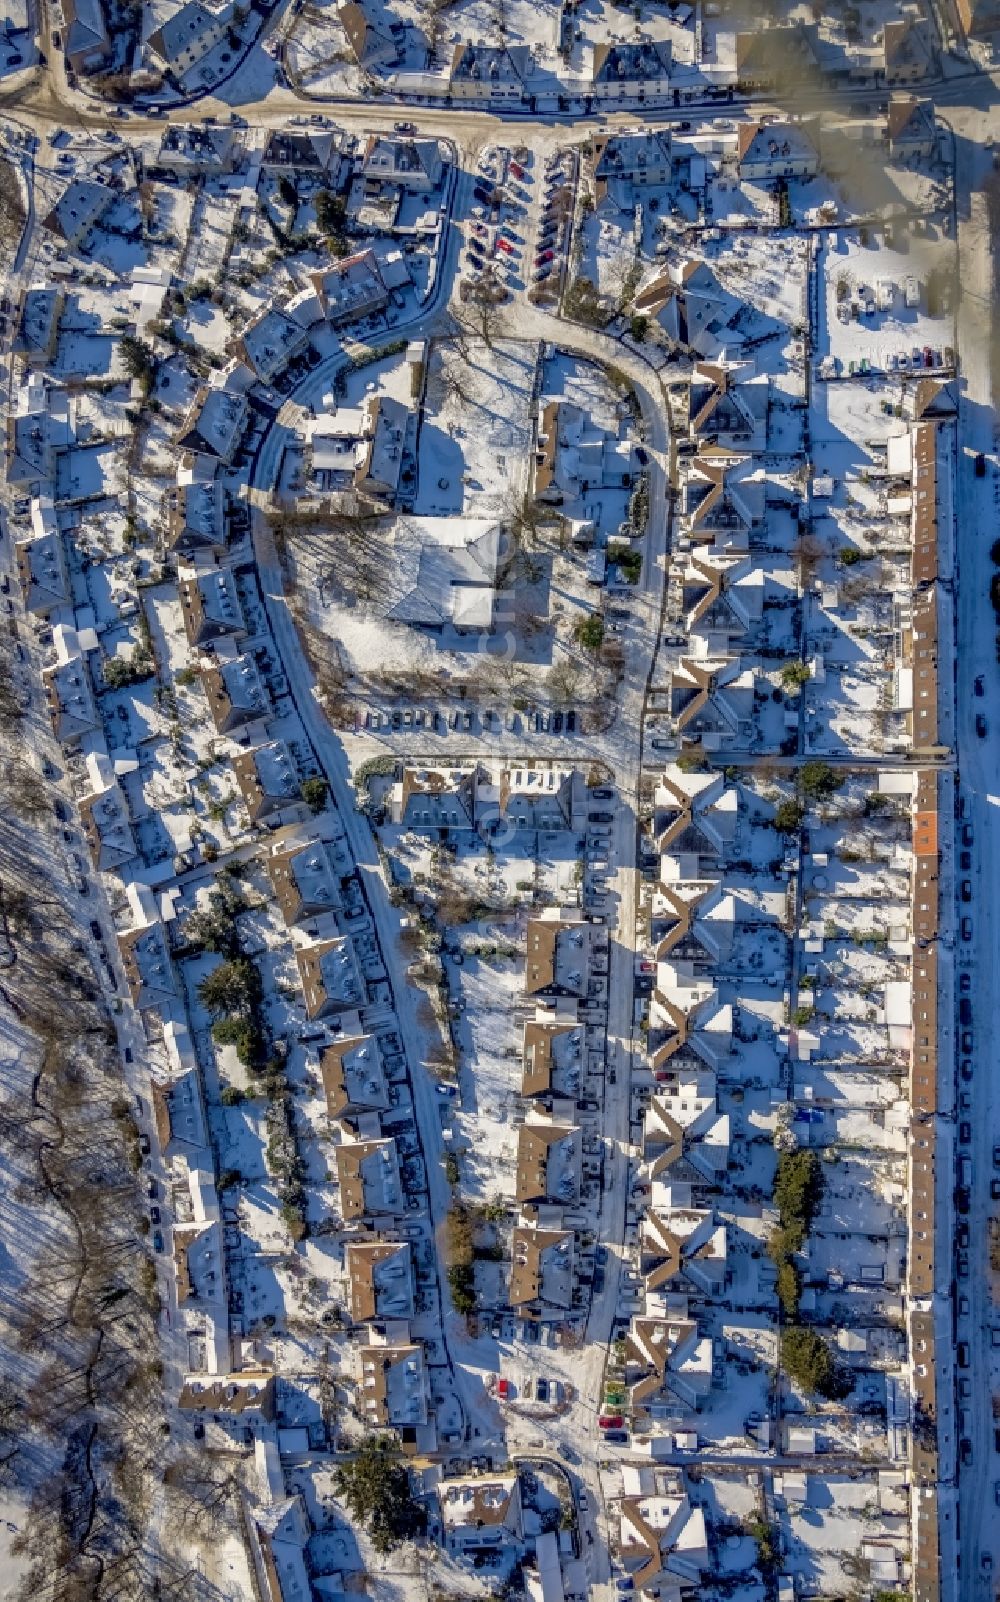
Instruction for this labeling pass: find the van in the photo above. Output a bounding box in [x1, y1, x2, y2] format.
[959, 1156, 973, 1188]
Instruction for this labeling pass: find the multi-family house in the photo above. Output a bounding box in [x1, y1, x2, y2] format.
[320, 1033, 389, 1121]
[515, 1117, 582, 1207]
[199, 652, 269, 734]
[521, 1012, 584, 1101]
[439, 1473, 524, 1556]
[524, 909, 595, 1001]
[295, 934, 364, 1018]
[618, 1484, 709, 1596]
[335, 1135, 404, 1219]
[340, 0, 400, 69]
[175, 386, 249, 466]
[266, 837, 342, 926]
[62, 0, 111, 73]
[148, 1, 227, 79]
[42, 180, 114, 248]
[624, 1315, 714, 1412]
[508, 1225, 574, 1319]
[233, 741, 302, 824]
[42, 626, 97, 743]
[736, 120, 819, 180]
[178, 564, 246, 646]
[79, 752, 137, 870]
[448, 44, 531, 103]
[591, 42, 671, 104]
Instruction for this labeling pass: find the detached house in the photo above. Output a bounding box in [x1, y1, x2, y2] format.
[232, 307, 310, 387]
[266, 837, 342, 926]
[148, 1, 227, 79]
[62, 0, 111, 74]
[449, 43, 530, 103]
[336, 1136, 404, 1219]
[361, 134, 443, 190]
[625, 1316, 714, 1412]
[652, 765, 738, 859]
[509, 1225, 574, 1319]
[885, 94, 937, 160]
[15, 527, 68, 614]
[340, 0, 400, 69]
[516, 1117, 582, 1207]
[882, 18, 935, 82]
[524, 909, 595, 1000]
[295, 935, 364, 1017]
[736, 120, 819, 180]
[165, 479, 225, 555]
[521, 1014, 584, 1100]
[641, 1186, 728, 1300]
[439, 1474, 524, 1556]
[42, 180, 114, 249]
[642, 1093, 730, 1184]
[79, 752, 137, 871]
[618, 1486, 709, 1596]
[346, 1240, 414, 1322]
[233, 741, 302, 824]
[175, 386, 249, 466]
[356, 1335, 429, 1436]
[200, 652, 269, 734]
[42, 626, 97, 743]
[320, 1033, 388, 1120]
[178, 565, 245, 647]
[591, 41, 672, 103]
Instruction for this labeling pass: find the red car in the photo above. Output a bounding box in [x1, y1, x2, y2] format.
[497, 237, 516, 255]
[599, 1414, 624, 1430]
[535, 249, 554, 265]
[510, 161, 525, 179]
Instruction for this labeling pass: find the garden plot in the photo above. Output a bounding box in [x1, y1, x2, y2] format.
[708, 232, 808, 340]
[575, 208, 638, 308]
[416, 337, 536, 518]
[793, 1066, 903, 1109]
[773, 1471, 909, 1598]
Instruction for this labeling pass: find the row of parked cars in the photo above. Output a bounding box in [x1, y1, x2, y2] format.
[364, 706, 581, 736]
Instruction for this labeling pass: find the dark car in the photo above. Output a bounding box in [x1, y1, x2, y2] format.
[960, 972, 972, 994]
[976, 675, 985, 696]
[963, 823, 974, 846]
[962, 1030, 974, 1052]
[960, 1122, 972, 1143]
[604, 1430, 630, 1444]
[152, 1231, 164, 1252]
[961, 1439, 973, 1467]
[961, 1058, 973, 1081]
[975, 453, 987, 476]
[977, 713, 988, 738]
[961, 851, 972, 871]
[961, 880, 973, 902]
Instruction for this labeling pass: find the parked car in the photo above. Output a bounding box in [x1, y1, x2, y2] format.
[975, 452, 987, 477]
[976, 713, 988, 738]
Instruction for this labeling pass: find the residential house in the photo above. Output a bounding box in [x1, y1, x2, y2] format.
[233, 741, 302, 823]
[439, 1473, 524, 1555]
[685, 362, 758, 447]
[651, 866, 735, 968]
[618, 1487, 708, 1595]
[515, 1117, 582, 1206]
[500, 767, 588, 832]
[155, 124, 237, 177]
[295, 935, 364, 1017]
[79, 752, 137, 870]
[340, 0, 400, 69]
[62, 0, 111, 74]
[335, 1135, 404, 1219]
[391, 764, 487, 830]
[199, 652, 269, 734]
[148, 1, 227, 79]
[42, 180, 114, 248]
[7, 376, 73, 484]
[591, 42, 672, 103]
[652, 765, 738, 859]
[521, 1014, 584, 1100]
[16, 284, 65, 362]
[641, 1187, 727, 1300]
[625, 1315, 714, 1412]
[668, 643, 757, 750]
[448, 44, 531, 103]
[320, 1033, 389, 1120]
[356, 1335, 429, 1435]
[345, 1240, 414, 1322]
[175, 386, 249, 465]
[165, 478, 226, 555]
[885, 94, 937, 159]
[117, 916, 177, 1013]
[679, 454, 763, 551]
[736, 120, 819, 180]
[231, 307, 310, 386]
[734, 26, 818, 89]
[882, 19, 934, 82]
[361, 134, 443, 190]
[633, 261, 746, 361]
[266, 837, 342, 926]
[178, 1372, 276, 1423]
[677, 551, 763, 644]
[261, 129, 338, 176]
[309, 249, 395, 325]
[509, 1225, 574, 1318]
[641, 1094, 730, 1184]
[354, 394, 411, 500]
[15, 527, 69, 614]
[151, 1067, 208, 1159]
[252, 1498, 312, 1602]
[533, 399, 635, 504]
[524, 909, 594, 1000]
[42, 626, 97, 743]
[178, 565, 246, 646]
[649, 962, 733, 1076]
